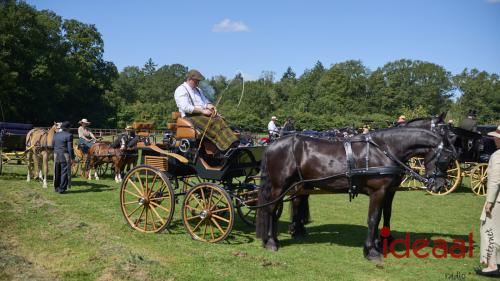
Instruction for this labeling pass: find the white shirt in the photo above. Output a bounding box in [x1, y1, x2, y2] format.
[174, 82, 211, 117]
[268, 120, 278, 135]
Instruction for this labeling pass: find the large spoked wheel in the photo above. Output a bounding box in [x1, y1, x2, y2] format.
[120, 165, 175, 233]
[470, 163, 488, 196]
[400, 157, 425, 189]
[182, 182, 234, 243]
[428, 160, 461, 196]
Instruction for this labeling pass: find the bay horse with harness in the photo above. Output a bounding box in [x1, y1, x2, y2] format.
[255, 126, 456, 261]
[85, 134, 136, 183]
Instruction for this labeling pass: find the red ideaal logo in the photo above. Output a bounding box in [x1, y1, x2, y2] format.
[380, 227, 473, 258]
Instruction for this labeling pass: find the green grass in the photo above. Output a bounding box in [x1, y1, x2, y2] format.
[0, 164, 489, 281]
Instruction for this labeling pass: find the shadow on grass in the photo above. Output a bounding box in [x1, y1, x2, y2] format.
[0, 171, 29, 180]
[279, 224, 475, 252]
[66, 180, 115, 193]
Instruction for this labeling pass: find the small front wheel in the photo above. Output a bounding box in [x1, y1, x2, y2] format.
[182, 183, 234, 243]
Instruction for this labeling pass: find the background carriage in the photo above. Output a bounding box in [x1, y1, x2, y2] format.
[0, 122, 34, 175]
[119, 112, 265, 242]
[400, 125, 497, 195]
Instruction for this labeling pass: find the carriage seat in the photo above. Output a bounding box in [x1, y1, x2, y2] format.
[169, 112, 199, 139]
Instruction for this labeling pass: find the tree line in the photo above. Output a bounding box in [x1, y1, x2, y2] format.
[1, 1, 499, 132]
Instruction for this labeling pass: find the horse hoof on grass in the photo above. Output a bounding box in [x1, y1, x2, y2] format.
[364, 247, 382, 262]
[265, 240, 279, 251]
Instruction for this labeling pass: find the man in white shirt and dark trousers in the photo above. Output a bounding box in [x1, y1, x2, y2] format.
[174, 69, 238, 152]
[267, 116, 280, 140]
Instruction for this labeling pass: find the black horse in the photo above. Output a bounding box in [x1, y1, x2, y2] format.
[255, 127, 456, 261]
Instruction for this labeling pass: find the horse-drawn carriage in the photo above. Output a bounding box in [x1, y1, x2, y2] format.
[0, 122, 34, 175]
[400, 124, 497, 196]
[119, 112, 265, 242]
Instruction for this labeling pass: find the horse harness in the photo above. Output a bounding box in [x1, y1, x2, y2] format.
[290, 133, 448, 202]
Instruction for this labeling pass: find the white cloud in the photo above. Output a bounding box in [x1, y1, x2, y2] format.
[212, 19, 250, 33]
[486, 0, 500, 3]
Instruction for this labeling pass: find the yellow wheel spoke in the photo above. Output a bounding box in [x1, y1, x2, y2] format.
[127, 178, 144, 197]
[211, 207, 230, 214]
[149, 204, 166, 225]
[150, 201, 171, 213]
[123, 201, 138, 205]
[135, 170, 146, 195]
[200, 187, 207, 208]
[134, 207, 145, 226]
[191, 218, 204, 233]
[185, 205, 203, 212]
[149, 207, 157, 231]
[212, 214, 230, 223]
[210, 222, 215, 240]
[203, 221, 209, 240]
[211, 217, 225, 233]
[144, 207, 149, 231]
[127, 205, 142, 217]
[187, 215, 201, 221]
[124, 189, 142, 199]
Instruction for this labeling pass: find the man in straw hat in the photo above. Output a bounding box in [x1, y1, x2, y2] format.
[78, 118, 97, 153]
[477, 125, 500, 277]
[174, 69, 238, 152]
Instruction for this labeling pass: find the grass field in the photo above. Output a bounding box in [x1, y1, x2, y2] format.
[0, 164, 489, 281]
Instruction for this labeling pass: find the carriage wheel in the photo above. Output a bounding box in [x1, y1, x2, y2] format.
[400, 157, 425, 189]
[470, 163, 488, 196]
[71, 158, 80, 177]
[428, 160, 461, 196]
[182, 183, 234, 243]
[120, 165, 175, 233]
[97, 163, 109, 177]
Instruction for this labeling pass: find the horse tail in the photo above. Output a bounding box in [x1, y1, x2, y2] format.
[256, 149, 272, 240]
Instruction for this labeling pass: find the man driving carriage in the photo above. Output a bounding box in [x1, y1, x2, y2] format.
[174, 69, 239, 154]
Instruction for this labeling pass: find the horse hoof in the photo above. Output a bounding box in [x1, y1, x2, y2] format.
[265, 240, 279, 251]
[364, 247, 382, 262]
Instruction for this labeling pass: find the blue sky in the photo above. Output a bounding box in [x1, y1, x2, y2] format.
[27, 0, 500, 80]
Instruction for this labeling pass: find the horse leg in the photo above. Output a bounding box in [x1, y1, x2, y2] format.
[377, 191, 396, 250]
[42, 151, 48, 188]
[289, 195, 309, 239]
[264, 202, 281, 251]
[364, 188, 386, 261]
[26, 151, 32, 182]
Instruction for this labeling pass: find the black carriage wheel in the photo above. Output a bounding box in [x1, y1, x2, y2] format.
[120, 165, 175, 233]
[237, 198, 283, 227]
[182, 182, 234, 243]
[97, 163, 109, 177]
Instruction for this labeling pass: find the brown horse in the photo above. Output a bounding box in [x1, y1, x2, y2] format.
[25, 123, 60, 187]
[84, 135, 130, 182]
